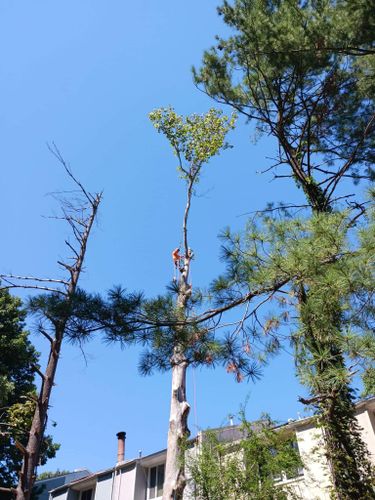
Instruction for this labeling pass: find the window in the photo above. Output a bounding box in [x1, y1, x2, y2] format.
[80, 490, 93, 500]
[273, 440, 304, 483]
[148, 464, 165, 499]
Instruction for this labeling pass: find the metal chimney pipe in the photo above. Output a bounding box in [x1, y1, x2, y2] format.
[116, 431, 126, 463]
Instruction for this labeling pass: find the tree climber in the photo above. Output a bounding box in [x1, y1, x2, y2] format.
[172, 247, 183, 280]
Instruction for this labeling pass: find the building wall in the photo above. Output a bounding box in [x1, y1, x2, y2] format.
[112, 463, 137, 500]
[357, 408, 375, 462]
[95, 472, 113, 499]
[50, 402, 375, 500]
[134, 463, 148, 500]
[278, 407, 375, 500]
[291, 423, 332, 500]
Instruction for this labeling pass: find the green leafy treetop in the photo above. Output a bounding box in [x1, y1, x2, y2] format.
[149, 107, 236, 179]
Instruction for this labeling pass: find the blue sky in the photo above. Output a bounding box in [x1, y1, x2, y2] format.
[0, 0, 315, 473]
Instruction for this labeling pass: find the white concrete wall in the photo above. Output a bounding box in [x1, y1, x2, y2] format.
[283, 407, 375, 500]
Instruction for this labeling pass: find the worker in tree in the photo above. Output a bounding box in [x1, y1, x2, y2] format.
[172, 247, 180, 264]
[172, 247, 183, 280]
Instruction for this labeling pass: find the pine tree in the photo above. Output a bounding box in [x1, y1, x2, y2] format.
[213, 207, 375, 498]
[194, 2, 375, 496]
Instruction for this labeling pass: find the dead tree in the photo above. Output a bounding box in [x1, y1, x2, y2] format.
[0, 145, 102, 500]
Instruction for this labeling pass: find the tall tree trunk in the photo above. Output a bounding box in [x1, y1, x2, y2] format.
[284, 131, 375, 497]
[148, 110, 237, 499]
[319, 387, 374, 499]
[298, 283, 375, 499]
[163, 179, 193, 500]
[15, 336, 62, 500]
[163, 346, 190, 500]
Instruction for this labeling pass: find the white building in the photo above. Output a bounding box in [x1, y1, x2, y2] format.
[49, 397, 375, 500]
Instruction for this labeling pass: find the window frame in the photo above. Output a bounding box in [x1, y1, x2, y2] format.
[147, 463, 165, 499]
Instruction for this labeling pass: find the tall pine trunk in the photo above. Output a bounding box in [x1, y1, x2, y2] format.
[301, 339, 375, 498]
[298, 220, 375, 499]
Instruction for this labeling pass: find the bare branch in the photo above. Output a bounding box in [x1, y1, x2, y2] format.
[37, 326, 55, 345]
[15, 441, 28, 456]
[32, 365, 46, 382]
[0, 274, 69, 285]
[47, 142, 94, 204]
[0, 280, 67, 296]
[237, 204, 310, 218]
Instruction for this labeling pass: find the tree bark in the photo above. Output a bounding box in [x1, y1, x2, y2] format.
[297, 285, 375, 499]
[279, 122, 375, 497]
[163, 346, 190, 500]
[15, 337, 61, 500]
[163, 178, 194, 500]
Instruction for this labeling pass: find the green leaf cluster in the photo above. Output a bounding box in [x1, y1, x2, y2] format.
[149, 107, 236, 180]
[188, 413, 302, 500]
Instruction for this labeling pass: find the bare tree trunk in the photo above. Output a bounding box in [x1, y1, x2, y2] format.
[163, 179, 194, 500]
[163, 346, 190, 500]
[15, 336, 62, 500]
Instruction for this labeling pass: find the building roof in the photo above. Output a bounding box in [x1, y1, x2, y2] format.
[50, 396, 375, 496]
[34, 470, 91, 500]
